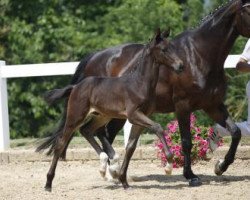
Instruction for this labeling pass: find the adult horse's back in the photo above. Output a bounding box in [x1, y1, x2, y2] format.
[38, 0, 250, 187]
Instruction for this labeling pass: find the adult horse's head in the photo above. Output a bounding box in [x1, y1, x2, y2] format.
[148, 28, 184, 73]
[236, 0, 250, 37]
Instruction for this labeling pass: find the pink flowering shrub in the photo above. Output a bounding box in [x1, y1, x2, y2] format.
[155, 113, 223, 168]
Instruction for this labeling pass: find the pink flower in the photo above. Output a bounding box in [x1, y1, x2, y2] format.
[167, 121, 178, 133]
[155, 113, 223, 168]
[190, 113, 197, 125]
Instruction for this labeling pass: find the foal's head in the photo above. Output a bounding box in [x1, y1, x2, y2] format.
[148, 28, 184, 73]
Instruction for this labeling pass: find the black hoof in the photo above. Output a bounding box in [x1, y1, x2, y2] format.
[120, 179, 130, 190]
[121, 182, 130, 190]
[188, 177, 202, 187]
[44, 186, 52, 192]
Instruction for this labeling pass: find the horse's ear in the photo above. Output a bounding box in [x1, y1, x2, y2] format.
[162, 28, 170, 38]
[154, 28, 162, 45]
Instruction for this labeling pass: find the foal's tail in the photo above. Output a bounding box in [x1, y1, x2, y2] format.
[36, 53, 95, 159]
[43, 85, 73, 105]
[44, 53, 95, 105]
[36, 85, 73, 156]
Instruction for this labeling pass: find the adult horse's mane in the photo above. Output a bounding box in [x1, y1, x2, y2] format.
[199, 0, 239, 27]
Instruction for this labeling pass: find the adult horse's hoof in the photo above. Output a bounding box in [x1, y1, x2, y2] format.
[108, 154, 120, 179]
[188, 177, 202, 187]
[214, 159, 224, 176]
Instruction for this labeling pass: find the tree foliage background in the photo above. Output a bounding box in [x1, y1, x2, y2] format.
[0, 0, 249, 138]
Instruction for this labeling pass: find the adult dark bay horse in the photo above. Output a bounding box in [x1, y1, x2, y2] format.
[37, 0, 250, 188]
[42, 29, 183, 191]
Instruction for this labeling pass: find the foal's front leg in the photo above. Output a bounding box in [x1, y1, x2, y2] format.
[119, 125, 143, 189]
[119, 111, 173, 189]
[204, 104, 241, 176]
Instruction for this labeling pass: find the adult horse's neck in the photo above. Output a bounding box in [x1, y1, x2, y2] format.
[193, 0, 240, 67]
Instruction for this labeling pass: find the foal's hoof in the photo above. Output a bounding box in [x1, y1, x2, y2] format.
[214, 159, 224, 176]
[188, 178, 202, 187]
[44, 186, 52, 192]
[122, 182, 130, 190]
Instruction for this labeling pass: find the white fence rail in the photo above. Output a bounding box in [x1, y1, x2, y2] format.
[0, 55, 241, 151]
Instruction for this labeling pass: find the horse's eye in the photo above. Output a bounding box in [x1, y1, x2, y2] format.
[162, 48, 168, 53]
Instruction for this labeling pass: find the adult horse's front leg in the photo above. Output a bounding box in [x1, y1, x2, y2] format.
[176, 106, 202, 186]
[204, 104, 241, 176]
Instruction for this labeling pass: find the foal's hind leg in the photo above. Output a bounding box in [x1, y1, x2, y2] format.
[119, 111, 173, 189]
[45, 126, 76, 191]
[45, 98, 90, 191]
[204, 104, 241, 176]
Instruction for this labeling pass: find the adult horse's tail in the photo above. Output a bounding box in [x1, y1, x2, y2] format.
[36, 53, 95, 158]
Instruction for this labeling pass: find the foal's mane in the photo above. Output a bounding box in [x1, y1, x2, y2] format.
[121, 42, 149, 76]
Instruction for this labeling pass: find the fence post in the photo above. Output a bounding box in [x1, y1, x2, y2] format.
[0, 60, 10, 151]
[124, 120, 132, 147]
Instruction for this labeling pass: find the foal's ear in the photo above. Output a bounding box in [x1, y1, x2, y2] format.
[162, 28, 170, 38]
[153, 28, 162, 45]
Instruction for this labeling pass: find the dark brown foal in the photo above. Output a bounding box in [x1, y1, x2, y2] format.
[44, 29, 183, 191]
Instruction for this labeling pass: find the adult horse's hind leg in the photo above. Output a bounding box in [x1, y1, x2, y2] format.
[79, 116, 120, 179]
[103, 119, 126, 144]
[204, 104, 241, 175]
